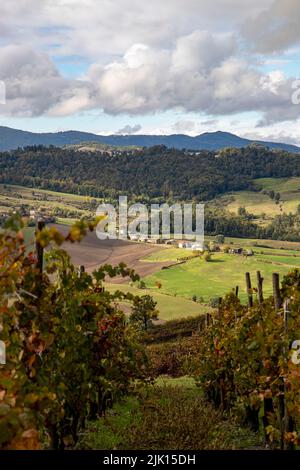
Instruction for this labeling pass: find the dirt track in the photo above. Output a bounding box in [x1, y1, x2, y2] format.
[56, 225, 173, 282]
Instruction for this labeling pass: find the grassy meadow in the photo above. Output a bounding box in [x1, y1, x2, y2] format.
[6, 181, 300, 315]
[0, 184, 99, 222]
[105, 283, 213, 321]
[211, 176, 300, 219]
[143, 249, 300, 303]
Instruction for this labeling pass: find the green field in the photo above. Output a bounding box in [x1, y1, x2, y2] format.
[0, 184, 99, 223]
[211, 177, 300, 219]
[144, 251, 300, 303]
[255, 177, 300, 192]
[105, 283, 213, 321]
[142, 247, 193, 262]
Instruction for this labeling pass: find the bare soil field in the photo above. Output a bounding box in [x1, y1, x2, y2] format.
[55, 225, 174, 281]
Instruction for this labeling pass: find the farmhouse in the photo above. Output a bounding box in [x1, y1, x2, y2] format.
[229, 247, 243, 255]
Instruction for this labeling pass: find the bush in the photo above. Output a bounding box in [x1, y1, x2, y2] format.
[203, 251, 212, 262]
[215, 234, 225, 244]
[147, 336, 200, 377]
[209, 296, 220, 308]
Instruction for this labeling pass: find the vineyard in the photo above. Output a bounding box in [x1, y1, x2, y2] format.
[1, 216, 300, 450]
[197, 274, 300, 449]
[0, 216, 147, 449]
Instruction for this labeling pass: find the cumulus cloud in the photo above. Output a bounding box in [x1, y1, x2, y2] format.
[0, 1, 273, 60]
[86, 37, 300, 124]
[172, 120, 196, 133]
[0, 45, 93, 116]
[242, 0, 300, 53]
[242, 130, 300, 145]
[0, 35, 299, 125]
[116, 124, 142, 135]
[0, 1, 299, 126]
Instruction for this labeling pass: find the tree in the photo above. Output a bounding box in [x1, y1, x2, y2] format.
[208, 241, 216, 252]
[215, 234, 225, 244]
[238, 206, 247, 217]
[203, 251, 212, 262]
[130, 295, 158, 330]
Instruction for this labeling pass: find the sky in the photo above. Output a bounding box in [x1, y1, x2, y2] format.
[0, 0, 300, 143]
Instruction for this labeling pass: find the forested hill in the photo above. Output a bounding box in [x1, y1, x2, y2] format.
[0, 126, 300, 152]
[1, 145, 300, 201]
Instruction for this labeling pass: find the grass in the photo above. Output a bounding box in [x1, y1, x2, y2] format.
[254, 177, 300, 192]
[255, 253, 300, 267]
[144, 251, 300, 302]
[0, 184, 94, 222]
[0, 184, 101, 203]
[210, 177, 300, 219]
[142, 247, 191, 262]
[215, 191, 279, 217]
[77, 377, 263, 450]
[105, 283, 212, 321]
[206, 234, 300, 251]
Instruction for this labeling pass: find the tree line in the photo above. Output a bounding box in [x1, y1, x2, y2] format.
[1, 144, 300, 202]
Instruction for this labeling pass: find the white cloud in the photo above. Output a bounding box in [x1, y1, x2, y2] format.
[86, 38, 300, 123]
[0, 1, 274, 60]
[0, 0, 299, 129]
[0, 45, 92, 117]
[116, 124, 142, 135]
[0, 35, 299, 125]
[172, 120, 196, 133]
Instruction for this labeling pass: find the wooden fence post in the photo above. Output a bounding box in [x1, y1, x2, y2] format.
[235, 286, 239, 298]
[35, 219, 45, 274]
[245, 272, 253, 308]
[257, 271, 264, 305]
[272, 273, 282, 312]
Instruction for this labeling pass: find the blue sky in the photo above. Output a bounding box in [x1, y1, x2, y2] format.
[0, 0, 300, 143]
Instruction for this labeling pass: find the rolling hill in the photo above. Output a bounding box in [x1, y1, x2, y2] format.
[0, 126, 299, 153]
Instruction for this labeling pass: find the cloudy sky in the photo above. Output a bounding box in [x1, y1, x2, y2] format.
[0, 0, 300, 142]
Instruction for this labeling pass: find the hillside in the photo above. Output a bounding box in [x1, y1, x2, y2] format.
[0, 126, 299, 152]
[211, 177, 300, 219]
[1, 145, 300, 203]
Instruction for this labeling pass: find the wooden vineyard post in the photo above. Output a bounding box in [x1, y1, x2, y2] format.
[235, 286, 239, 298]
[218, 297, 222, 320]
[79, 265, 85, 277]
[282, 299, 295, 450]
[263, 396, 275, 445]
[272, 273, 282, 312]
[205, 312, 212, 327]
[245, 272, 253, 308]
[36, 219, 45, 274]
[257, 271, 264, 305]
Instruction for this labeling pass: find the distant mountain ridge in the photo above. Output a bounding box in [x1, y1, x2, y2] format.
[0, 126, 299, 153]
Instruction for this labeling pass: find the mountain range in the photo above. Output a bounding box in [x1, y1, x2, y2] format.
[0, 126, 299, 153]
